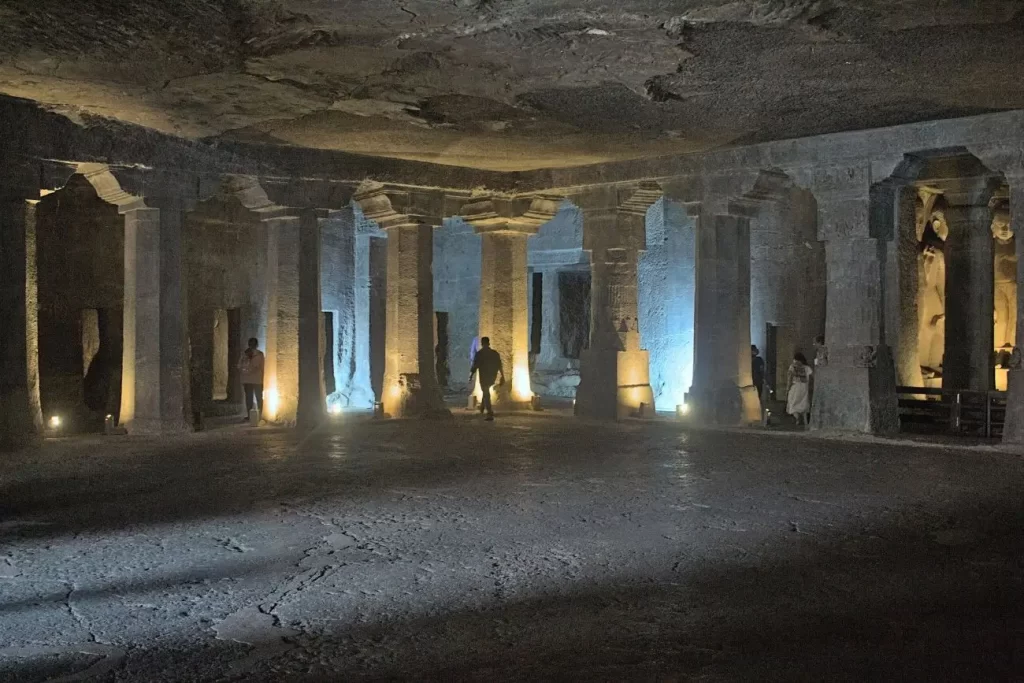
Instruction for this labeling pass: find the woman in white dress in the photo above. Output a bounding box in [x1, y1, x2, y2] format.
[786, 352, 813, 426]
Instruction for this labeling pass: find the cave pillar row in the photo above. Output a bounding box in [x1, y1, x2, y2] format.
[574, 183, 662, 420]
[353, 183, 448, 419]
[1002, 175, 1024, 443]
[942, 181, 998, 393]
[119, 189, 192, 435]
[809, 166, 898, 434]
[0, 175, 44, 449]
[688, 204, 760, 426]
[261, 209, 326, 427]
[463, 195, 560, 407]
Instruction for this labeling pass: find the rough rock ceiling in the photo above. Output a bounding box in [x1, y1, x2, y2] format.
[2, 1, 1023, 171]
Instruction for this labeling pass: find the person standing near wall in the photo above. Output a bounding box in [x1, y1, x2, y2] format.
[470, 337, 505, 421]
[239, 337, 265, 422]
[786, 352, 813, 427]
[751, 345, 765, 400]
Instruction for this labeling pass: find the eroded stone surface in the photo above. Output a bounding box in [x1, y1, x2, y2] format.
[0, 415, 1022, 681]
[2, 1, 1022, 170]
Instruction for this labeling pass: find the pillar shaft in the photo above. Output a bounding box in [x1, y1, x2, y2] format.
[0, 198, 43, 448]
[943, 204, 995, 391]
[689, 212, 760, 425]
[1002, 182, 1024, 442]
[296, 209, 326, 428]
[811, 188, 901, 432]
[538, 267, 563, 368]
[120, 204, 191, 434]
[575, 206, 655, 419]
[478, 231, 531, 403]
[382, 223, 446, 417]
[352, 219, 385, 407]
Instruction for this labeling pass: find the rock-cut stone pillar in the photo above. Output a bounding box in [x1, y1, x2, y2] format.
[809, 166, 898, 434]
[353, 183, 449, 419]
[1001, 176, 1024, 443]
[689, 206, 761, 426]
[119, 194, 192, 434]
[0, 192, 43, 448]
[942, 187, 997, 392]
[462, 195, 560, 406]
[574, 184, 661, 420]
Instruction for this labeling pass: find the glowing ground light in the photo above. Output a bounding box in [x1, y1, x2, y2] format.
[48, 415, 61, 429]
[265, 389, 280, 420]
[328, 403, 342, 416]
[676, 404, 690, 417]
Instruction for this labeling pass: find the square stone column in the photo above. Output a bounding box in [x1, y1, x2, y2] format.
[942, 203, 996, 392]
[538, 266, 564, 368]
[809, 172, 898, 434]
[689, 210, 760, 426]
[1002, 180, 1024, 443]
[462, 194, 561, 407]
[261, 210, 325, 426]
[354, 183, 448, 418]
[477, 230, 532, 404]
[119, 201, 191, 434]
[0, 196, 43, 448]
[573, 184, 660, 420]
[353, 219, 386, 406]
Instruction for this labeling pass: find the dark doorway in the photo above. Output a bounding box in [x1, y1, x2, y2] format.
[530, 272, 543, 356]
[323, 312, 337, 397]
[435, 311, 450, 388]
[83, 308, 123, 426]
[559, 271, 591, 359]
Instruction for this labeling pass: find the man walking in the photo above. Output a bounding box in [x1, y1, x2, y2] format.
[470, 337, 505, 421]
[238, 337, 265, 421]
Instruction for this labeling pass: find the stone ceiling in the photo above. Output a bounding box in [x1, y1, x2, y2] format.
[2, 1, 1023, 171]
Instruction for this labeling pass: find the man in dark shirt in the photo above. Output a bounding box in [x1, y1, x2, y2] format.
[470, 336, 506, 421]
[751, 344, 765, 400]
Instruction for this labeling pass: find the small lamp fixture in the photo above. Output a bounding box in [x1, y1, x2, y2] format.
[48, 415, 62, 430]
[676, 403, 690, 418]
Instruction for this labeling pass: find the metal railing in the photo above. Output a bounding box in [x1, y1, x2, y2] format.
[896, 386, 1007, 438]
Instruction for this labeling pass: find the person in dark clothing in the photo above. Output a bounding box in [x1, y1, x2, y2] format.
[470, 336, 506, 421]
[751, 344, 765, 400]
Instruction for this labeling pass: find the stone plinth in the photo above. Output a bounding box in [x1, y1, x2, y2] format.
[355, 183, 448, 419]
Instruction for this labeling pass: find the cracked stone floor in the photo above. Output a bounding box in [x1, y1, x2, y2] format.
[0, 412, 1022, 682]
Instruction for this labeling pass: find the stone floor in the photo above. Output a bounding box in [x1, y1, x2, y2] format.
[1, 412, 1022, 682]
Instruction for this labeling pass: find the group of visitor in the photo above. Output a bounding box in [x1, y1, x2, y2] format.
[751, 335, 828, 429]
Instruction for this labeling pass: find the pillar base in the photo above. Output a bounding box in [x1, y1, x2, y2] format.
[126, 417, 193, 436]
[811, 345, 898, 434]
[688, 384, 760, 426]
[575, 349, 655, 420]
[383, 373, 450, 419]
[1002, 369, 1024, 444]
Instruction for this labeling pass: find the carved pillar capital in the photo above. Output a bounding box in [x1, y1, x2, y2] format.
[352, 182, 444, 230]
[461, 193, 562, 235]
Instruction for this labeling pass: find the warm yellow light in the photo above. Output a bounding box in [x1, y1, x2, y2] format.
[676, 404, 690, 417]
[265, 389, 280, 420]
[328, 403, 342, 416]
[48, 415, 61, 429]
[511, 364, 533, 402]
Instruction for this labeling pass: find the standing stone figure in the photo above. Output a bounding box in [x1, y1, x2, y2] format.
[993, 208, 1016, 352]
[786, 352, 813, 427]
[470, 337, 505, 422]
[751, 345, 765, 399]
